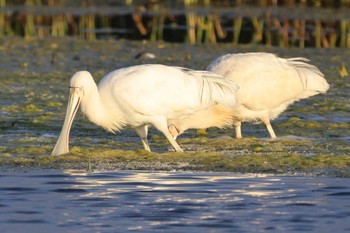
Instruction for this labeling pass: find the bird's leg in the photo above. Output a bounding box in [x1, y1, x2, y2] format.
[261, 117, 277, 139]
[163, 132, 183, 152]
[152, 118, 183, 152]
[233, 121, 242, 138]
[134, 125, 151, 152]
[168, 124, 179, 140]
[266, 124, 277, 139]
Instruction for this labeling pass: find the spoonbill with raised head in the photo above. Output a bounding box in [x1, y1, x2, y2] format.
[51, 64, 239, 156]
[206, 52, 329, 138]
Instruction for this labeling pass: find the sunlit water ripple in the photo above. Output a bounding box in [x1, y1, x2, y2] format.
[0, 170, 349, 233]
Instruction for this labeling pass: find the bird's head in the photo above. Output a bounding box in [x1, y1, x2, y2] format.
[69, 71, 89, 100]
[51, 71, 93, 156]
[69, 71, 98, 102]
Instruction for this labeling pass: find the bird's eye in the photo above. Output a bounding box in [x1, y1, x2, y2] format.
[68, 86, 84, 96]
[69, 86, 83, 90]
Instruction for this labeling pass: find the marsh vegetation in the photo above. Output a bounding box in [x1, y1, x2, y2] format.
[0, 37, 349, 175]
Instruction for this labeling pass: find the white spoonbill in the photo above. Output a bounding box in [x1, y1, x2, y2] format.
[51, 64, 238, 156]
[205, 52, 329, 138]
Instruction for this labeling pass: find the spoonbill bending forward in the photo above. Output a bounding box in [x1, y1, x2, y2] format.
[204, 52, 329, 138]
[51, 64, 239, 156]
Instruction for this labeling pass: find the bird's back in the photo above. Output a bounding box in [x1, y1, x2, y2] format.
[97, 64, 238, 122]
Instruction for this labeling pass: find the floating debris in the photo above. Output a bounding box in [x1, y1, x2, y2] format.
[134, 51, 156, 59]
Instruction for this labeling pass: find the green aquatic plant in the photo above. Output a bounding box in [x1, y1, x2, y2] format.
[1, 147, 349, 177]
[1, 130, 349, 176]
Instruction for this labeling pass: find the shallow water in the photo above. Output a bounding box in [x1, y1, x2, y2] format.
[0, 170, 350, 233]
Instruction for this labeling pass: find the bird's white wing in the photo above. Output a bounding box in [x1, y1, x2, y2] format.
[286, 57, 329, 96]
[173, 67, 239, 108]
[99, 64, 237, 120]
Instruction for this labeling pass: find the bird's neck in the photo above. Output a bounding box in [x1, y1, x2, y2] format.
[80, 86, 123, 132]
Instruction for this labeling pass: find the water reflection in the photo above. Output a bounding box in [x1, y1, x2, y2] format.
[0, 170, 349, 232]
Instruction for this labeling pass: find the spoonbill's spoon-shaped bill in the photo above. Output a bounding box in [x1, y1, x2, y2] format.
[51, 87, 82, 156]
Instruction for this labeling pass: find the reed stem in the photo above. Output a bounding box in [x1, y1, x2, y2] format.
[315, 20, 322, 48]
[233, 17, 242, 45]
[186, 11, 196, 44]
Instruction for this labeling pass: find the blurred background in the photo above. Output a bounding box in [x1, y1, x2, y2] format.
[1, 0, 350, 48]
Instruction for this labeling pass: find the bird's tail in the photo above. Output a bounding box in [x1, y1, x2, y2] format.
[286, 58, 330, 95]
[191, 70, 239, 108]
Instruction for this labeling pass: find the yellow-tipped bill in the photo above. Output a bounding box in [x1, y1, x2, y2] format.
[51, 88, 82, 156]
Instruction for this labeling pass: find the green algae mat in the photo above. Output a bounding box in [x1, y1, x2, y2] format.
[0, 38, 349, 176]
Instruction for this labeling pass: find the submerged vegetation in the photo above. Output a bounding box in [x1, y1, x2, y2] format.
[1, 138, 350, 177]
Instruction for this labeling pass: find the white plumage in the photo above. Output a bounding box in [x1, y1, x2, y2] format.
[51, 64, 238, 155]
[206, 52, 330, 138]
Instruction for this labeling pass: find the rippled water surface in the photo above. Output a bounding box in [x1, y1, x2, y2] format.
[1, 170, 350, 233]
